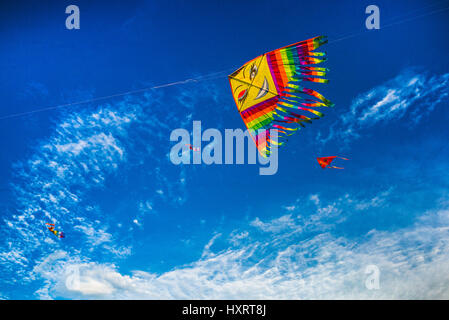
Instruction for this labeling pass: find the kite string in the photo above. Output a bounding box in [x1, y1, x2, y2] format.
[1, 2, 448, 121]
[0, 69, 233, 120]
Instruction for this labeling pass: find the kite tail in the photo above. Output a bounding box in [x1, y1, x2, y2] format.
[265, 36, 333, 154]
[329, 166, 344, 169]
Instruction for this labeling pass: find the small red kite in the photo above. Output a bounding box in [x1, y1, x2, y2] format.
[185, 144, 200, 152]
[317, 156, 349, 169]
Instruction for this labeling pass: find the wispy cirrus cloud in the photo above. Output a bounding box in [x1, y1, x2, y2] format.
[250, 215, 298, 233]
[1, 107, 135, 281]
[319, 68, 449, 144]
[0, 80, 220, 293]
[30, 189, 449, 299]
[354, 188, 393, 211]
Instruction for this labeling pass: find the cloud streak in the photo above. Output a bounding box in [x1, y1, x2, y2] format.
[31, 190, 449, 299]
[0, 81, 218, 293]
[320, 68, 449, 144]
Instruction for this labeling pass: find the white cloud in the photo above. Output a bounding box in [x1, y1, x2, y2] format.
[228, 231, 249, 246]
[31, 198, 449, 299]
[250, 215, 298, 233]
[0, 86, 201, 285]
[309, 194, 320, 206]
[0, 249, 28, 267]
[320, 69, 449, 144]
[355, 188, 393, 211]
[0, 79, 228, 298]
[201, 233, 222, 258]
[74, 223, 113, 247]
[283, 205, 296, 212]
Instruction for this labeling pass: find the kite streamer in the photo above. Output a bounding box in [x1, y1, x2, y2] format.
[229, 36, 333, 156]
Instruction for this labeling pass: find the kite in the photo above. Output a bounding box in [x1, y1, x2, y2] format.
[317, 156, 349, 169]
[46, 223, 65, 239]
[186, 144, 200, 152]
[229, 35, 333, 157]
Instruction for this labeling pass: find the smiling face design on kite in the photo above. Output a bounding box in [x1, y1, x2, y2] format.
[229, 54, 279, 112]
[228, 36, 332, 157]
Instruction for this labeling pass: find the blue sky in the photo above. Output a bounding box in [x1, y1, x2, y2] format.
[1, 0, 449, 299]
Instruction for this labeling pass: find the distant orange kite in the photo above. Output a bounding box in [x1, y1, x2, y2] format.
[317, 156, 349, 169]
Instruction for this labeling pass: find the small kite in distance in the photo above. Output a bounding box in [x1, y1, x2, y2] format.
[46, 223, 65, 239]
[317, 156, 349, 169]
[186, 144, 200, 152]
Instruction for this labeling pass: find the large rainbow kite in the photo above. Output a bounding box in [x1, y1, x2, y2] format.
[229, 35, 333, 156]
